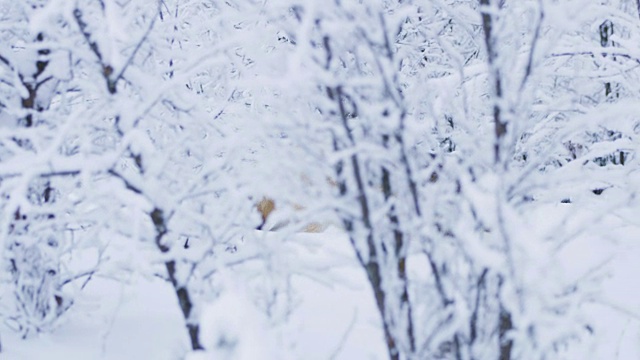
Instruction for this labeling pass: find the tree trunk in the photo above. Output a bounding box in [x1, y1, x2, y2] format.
[151, 208, 203, 350]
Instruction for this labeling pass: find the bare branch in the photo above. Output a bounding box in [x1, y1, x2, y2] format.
[113, 1, 161, 85]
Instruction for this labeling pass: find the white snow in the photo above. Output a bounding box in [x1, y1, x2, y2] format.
[2, 225, 640, 359]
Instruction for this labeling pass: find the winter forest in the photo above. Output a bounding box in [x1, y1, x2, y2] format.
[2, 0, 640, 359]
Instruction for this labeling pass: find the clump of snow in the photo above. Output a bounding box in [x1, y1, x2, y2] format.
[189, 284, 280, 360]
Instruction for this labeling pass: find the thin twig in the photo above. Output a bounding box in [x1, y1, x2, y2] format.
[328, 308, 358, 360]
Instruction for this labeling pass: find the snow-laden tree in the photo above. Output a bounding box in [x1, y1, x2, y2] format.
[0, 0, 236, 345]
[62, 0, 322, 351]
[60, 0, 277, 350]
[0, 0, 329, 351]
[280, 1, 470, 358]
[274, 0, 640, 358]
[425, 0, 640, 358]
[0, 0, 108, 335]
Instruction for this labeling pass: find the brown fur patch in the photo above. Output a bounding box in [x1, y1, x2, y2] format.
[255, 197, 327, 233]
[256, 197, 275, 229]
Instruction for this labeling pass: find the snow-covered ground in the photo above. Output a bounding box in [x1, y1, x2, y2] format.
[1, 228, 387, 360]
[2, 223, 640, 359]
